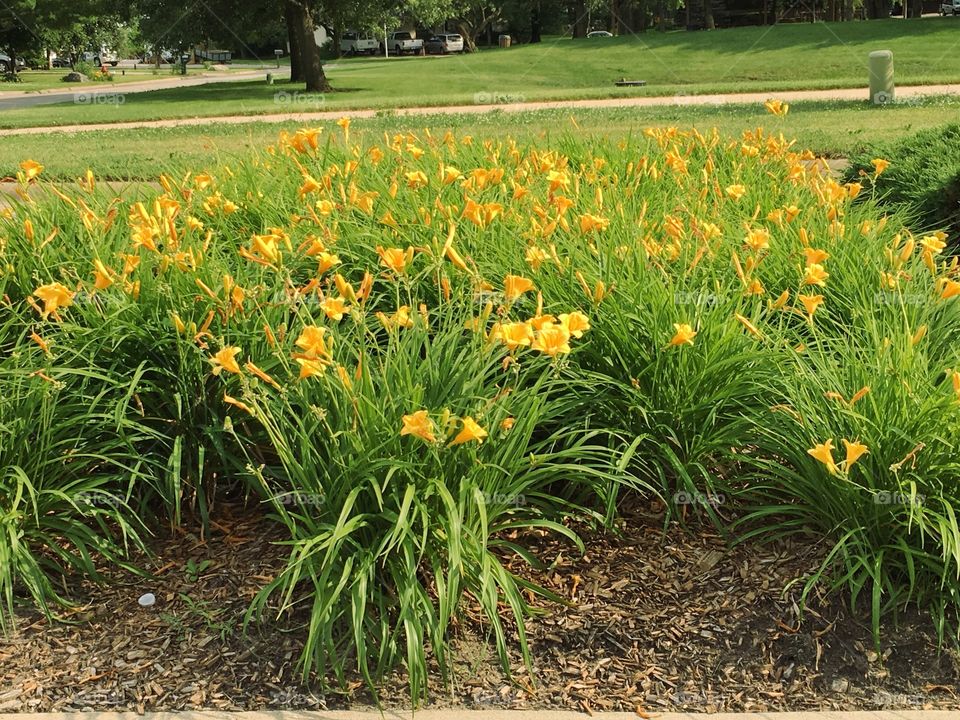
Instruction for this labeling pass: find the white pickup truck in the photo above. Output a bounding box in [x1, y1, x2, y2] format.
[384, 31, 424, 56]
[942, 0, 960, 13]
[340, 32, 378, 55]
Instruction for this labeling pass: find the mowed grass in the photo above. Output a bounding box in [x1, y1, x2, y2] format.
[2, 96, 959, 180]
[1, 18, 959, 128]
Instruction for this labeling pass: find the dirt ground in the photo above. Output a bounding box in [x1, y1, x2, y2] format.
[0, 500, 957, 713]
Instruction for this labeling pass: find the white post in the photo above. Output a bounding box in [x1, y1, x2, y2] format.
[384, 24, 389, 58]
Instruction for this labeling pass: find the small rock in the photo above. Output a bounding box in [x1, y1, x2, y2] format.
[830, 678, 849, 693]
[62, 72, 88, 82]
[138, 592, 156, 607]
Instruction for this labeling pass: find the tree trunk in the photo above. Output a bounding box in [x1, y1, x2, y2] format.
[909, 0, 921, 16]
[656, 0, 666, 31]
[704, 0, 715, 28]
[611, 0, 620, 33]
[531, 1, 542, 42]
[285, 0, 302, 82]
[457, 21, 478, 51]
[623, 0, 636, 31]
[291, 0, 330, 92]
[573, 0, 588, 37]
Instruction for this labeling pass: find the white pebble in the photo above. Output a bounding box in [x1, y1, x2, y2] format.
[138, 593, 156, 607]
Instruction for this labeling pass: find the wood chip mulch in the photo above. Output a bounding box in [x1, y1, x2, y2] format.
[0, 500, 957, 713]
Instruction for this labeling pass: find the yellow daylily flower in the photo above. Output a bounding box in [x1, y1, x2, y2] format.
[400, 410, 436, 443]
[210, 346, 243, 375]
[744, 228, 770, 253]
[842, 439, 869, 470]
[297, 358, 329, 379]
[559, 311, 591, 338]
[33, 282, 75, 320]
[807, 439, 839, 475]
[449, 416, 488, 446]
[803, 248, 830, 267]
[92, 259, 115, 290]
[295, 325, 331, 360]
[377, 245, 414, 275]
[803, 263, 829, 286]
[764, 99, 789, 117]
[320, 296, 349, 321]
[798, 294, 824, 322]
[19, 159, 44, 181]
[532, 321, 572, 356]
[504, 274, 535, 302]
[724, 184, 746, 201]
[495, 321, 534, 350]
[667, 323, 697, 347]
[940, 279, 960, 300]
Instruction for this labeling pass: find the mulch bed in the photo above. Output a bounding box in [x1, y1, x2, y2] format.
[0, 500, 957, 713]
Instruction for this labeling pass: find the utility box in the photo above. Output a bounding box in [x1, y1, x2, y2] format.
[869, 50, 894, 104]
[499, 35, 511, 48]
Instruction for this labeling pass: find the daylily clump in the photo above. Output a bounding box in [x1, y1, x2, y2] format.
[4, 109, 960, 696]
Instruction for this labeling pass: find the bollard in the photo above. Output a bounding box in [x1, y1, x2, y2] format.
[869, 50, 894, 105]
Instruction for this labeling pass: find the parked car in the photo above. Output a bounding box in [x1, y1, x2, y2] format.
[340, 31, 379, 55]
[81, 49, 119, 66]
[425, 33, 464, 54]
[941, 0, 960, 14]
[140, 49, 175, 64]
[0, 53, 25, 72]
[587, 30, 614, 37]
[51, 55, 72, 68]
[383, 31, 424, 56]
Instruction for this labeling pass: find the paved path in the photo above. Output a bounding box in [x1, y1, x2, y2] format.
[0, 70, 287, 110]
[0, 710, 955, 720]
[1, 82, 958, 136]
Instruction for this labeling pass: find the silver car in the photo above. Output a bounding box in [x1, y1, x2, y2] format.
[425, 33, 464, 54]
[942, 0, 960, 13]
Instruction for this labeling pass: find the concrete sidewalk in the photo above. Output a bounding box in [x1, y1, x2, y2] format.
[1, 82, 958, 136]
[1, 711, 957, 720]
[0, 70, 285, 111]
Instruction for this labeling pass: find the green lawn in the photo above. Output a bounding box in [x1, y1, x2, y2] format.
[3, 96, 958, 180]
[2, 18, 959, 129]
